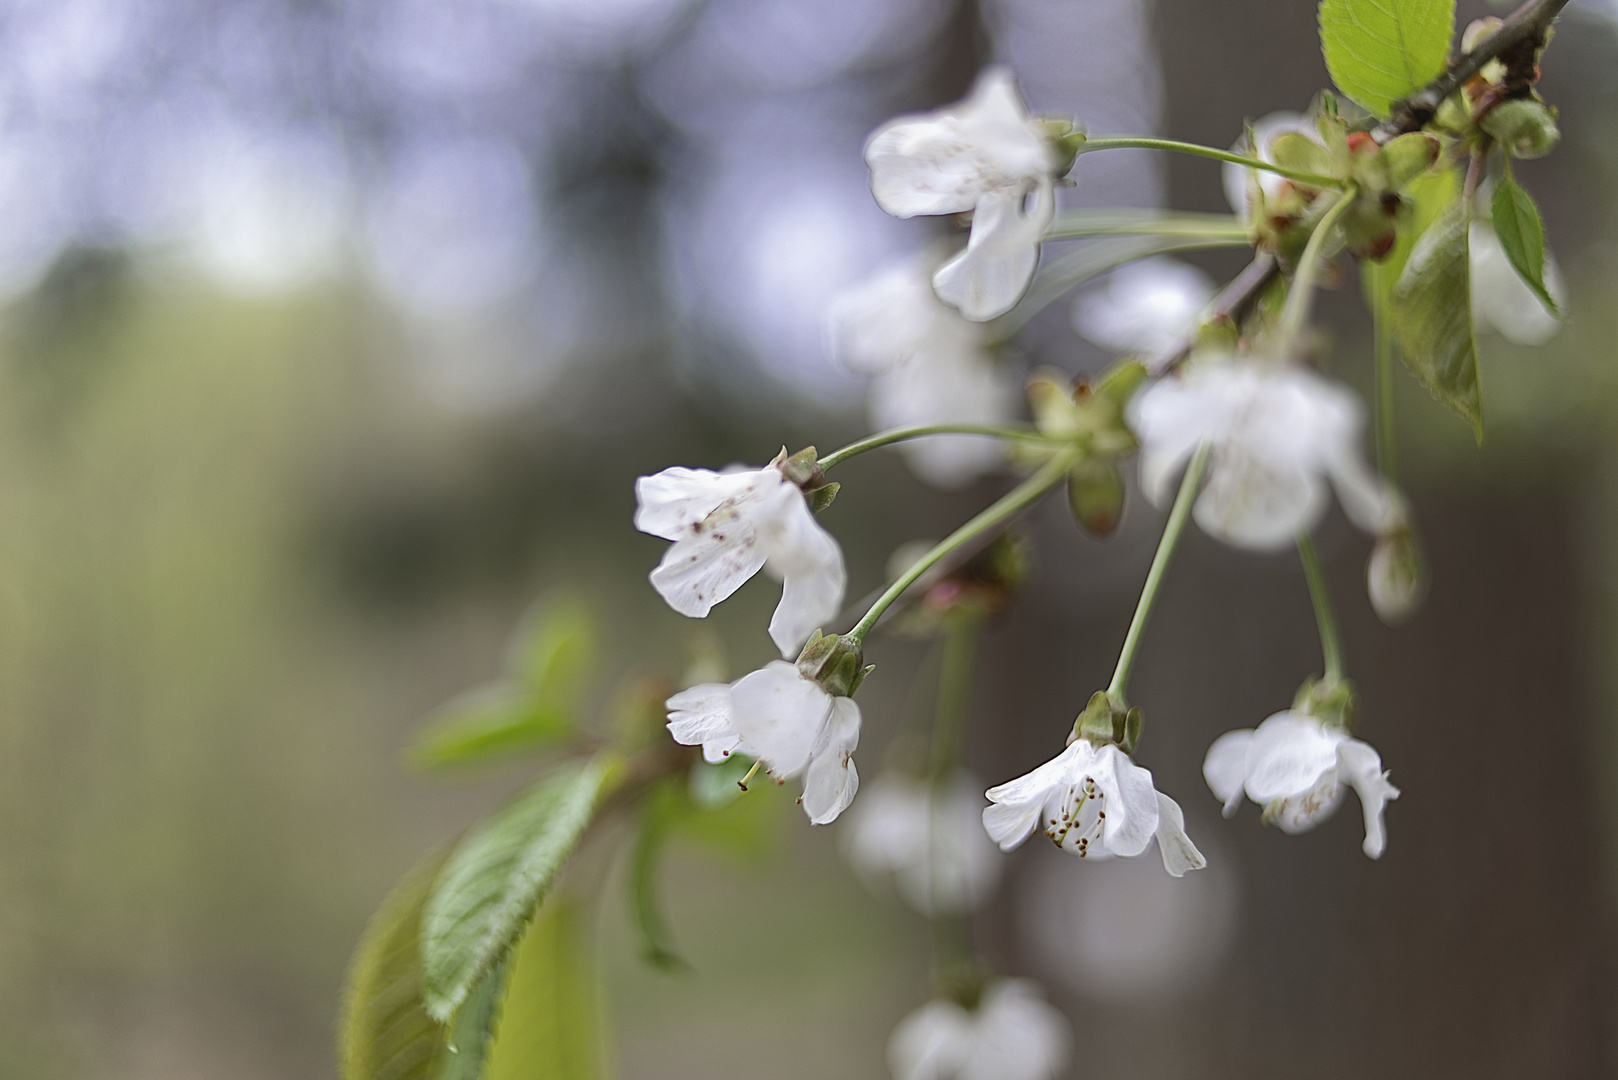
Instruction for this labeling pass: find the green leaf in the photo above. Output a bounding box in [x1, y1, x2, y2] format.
[1390, 199, 1483, 438]
[1363, 166, 1460, 317]
[482, 901, 605, 1080]
[437, 960, 510, 1080]
[512, 595, 597, 701]
[411, 684, 573, 771]
[1318, 0, 1455, 118]
[1490, 176, 1559, 316]
[340, 853, 452, 1080]
[628, 782, 690, 971]
[421, 754, 620, 1022]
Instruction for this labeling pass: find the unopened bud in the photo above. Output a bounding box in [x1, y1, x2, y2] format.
[1367, 529, 1427, 625]
[1481, 99, 1560, 159]
[1382, 133, 1441, 189]
[1067, 459, 1125, 537]
[1461, 16, 1504, 55]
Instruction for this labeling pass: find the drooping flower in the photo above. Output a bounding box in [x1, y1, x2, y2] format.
[1470, 220, 1565, 346]
[827, 257, 1019, 487]
[1070, 256, 1215, 355]
[635, 462, 845, 657]
[1128, 358, 1404, 551]
[666, 660, 860, 824]
[842, 772, 1003, 915]
[864, 67, 1061, 321]
[888, 979, 1071, 1080]
[1202, 710, 1399, 858]
[982, 739, 1205, 877]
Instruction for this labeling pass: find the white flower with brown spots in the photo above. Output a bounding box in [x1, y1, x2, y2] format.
[635, 462, 845, 658]
[982, 739, 1205, 877]
[864, 66, 1061, 321]
[665, 660, 860, 825]
[1202, 711, 1399, 858]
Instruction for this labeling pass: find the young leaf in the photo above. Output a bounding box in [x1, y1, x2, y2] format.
[411, 684, 573, 771]
[421, 754, 620, 1022]
[340, 853, 452, 1080]
[482, 901, 606, 1080]
[438, 959, 510, 1080]
[1490, 176, 1559, 316]
[1318, 0, 1455, 118]
[512, 595, 597, 701]
[1390, 200, 1483, 438]
[629, 783, 690, 971]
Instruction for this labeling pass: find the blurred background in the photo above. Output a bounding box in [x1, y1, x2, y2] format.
[0, 0, 1614, 1076]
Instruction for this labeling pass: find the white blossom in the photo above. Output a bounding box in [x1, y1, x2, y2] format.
[666, 660, 860, 824]
[828, 258, 1019, 487]
[635, 463, 845, 657]
[864, 67, 1060, 321]
[1470, 221, 1565, 346]
[1070, 256, 1215, 355]
[1129, 359, 1404, 551]
[888, 979, 1071, 1080]
[982, 739, 1205, 877]
[1221, 111, 1316, 221]
[842, 772, 1003, 915]
[1202, 710, 1399, 858]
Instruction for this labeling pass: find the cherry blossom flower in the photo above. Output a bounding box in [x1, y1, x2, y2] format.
[635, 462, 845, 657]
[842, 772, 1003, 915]
[864, 67, 1060, 321]
[827, 258, 1018, 487]
[982, 739, 1205, 877]
[1070, 256, 1215, 355]
[1129, 359, 1404, 551]
[1470, 221, 1565, 346]
[888, 979, 1071, 1080]
[666, 660, 860, 824]
[1202, 711, 1399, 858]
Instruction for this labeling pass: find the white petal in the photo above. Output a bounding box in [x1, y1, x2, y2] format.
[800, 697, 862, 824]
[1152, 792, 1207, 877]
[647, 517, 768, 618]
[864, 67, 1052, 221]
[1071, 257, 1215, 355]
[1221, 111, 1315, 219]
[888, 1001, 970, 1080]
[825, 259, 957, 376]
[868, 337, 1019, 489]
[932, 180, 1054, 321]
[1194, 449, 1326, 551]
[633, 467, 771, 541]
[1336, 738, 1400, 859]
[1202, 729, 1254, 817]
[1242, 711, 1343, 802]
[728, 661, 833, 779]
[1127, 377, 1216, 506]
[982, 743, 1088, 852]
[959, 980, 1073, 1080]
[1093, 745, 1160, 858]
[1328, 451, 1405, 535]
[752, 482, 846, 658]
[665, 683, 742, 763]
[891, 774, 1004, 915]
[842, 774, 930, 878]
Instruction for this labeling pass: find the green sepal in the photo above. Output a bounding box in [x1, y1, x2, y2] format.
[1094, 359, 1148, 404]
[1066, 460, 1125, 538]
[806, 481, 840, 514]
[794, 630, 868, 697]
[1293, 676, 1357, 732]
[1121, 707, 1143, 755]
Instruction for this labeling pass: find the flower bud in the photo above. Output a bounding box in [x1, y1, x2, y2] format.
[1382, 133, 1441, 189]
[1461, 16, 1503, 55]
[1367, 528, 1427, 625]
[1066, 459, 1125, 537]
[1481, 99, 1560, 159]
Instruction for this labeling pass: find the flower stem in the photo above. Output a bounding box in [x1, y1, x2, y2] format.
[1043, 208, 1250, 242]
[1278, 186, 1358, 341]
[1297, 533, 1345, 684]
[929, 611, 978, 788]
[1371, 263, 1398, 478]
[1106, 442, 1210, 701]
[819, 425, 1054, 473]
[1075, 136, 1343, 189]
[848, 450, 1079, 644]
